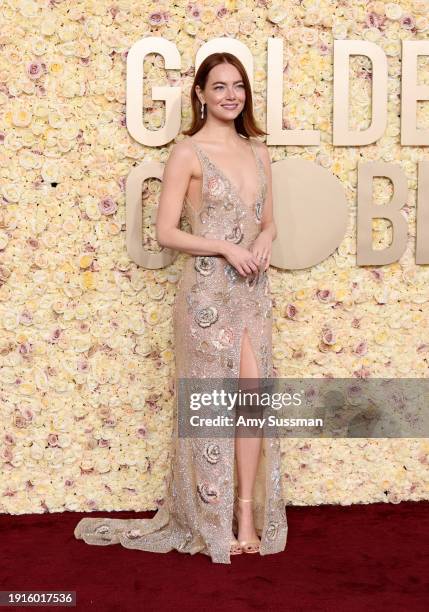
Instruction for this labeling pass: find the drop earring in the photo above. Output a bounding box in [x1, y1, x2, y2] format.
[200, 102, 205, 119]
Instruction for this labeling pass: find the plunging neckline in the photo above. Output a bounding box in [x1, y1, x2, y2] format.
[188, 137, 263, 212]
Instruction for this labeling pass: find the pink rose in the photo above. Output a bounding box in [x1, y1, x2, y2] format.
[371, 269, 383, 281]
[98, 196, 118, 215]
[49, 328, 61, 343]
[190, 6, 201, 19]
[47, 433, 59, 447]
[27, 61, 43, 80]
[319, 43, 330, 56]
[366, 12, 383, 30]
[285, 304, 297, 319]
[321, 328, 336, 345]
[137, 426, 147, 438]
[354, 341, 368, 356]
[400, 15, 416, 30]
[77, 360, 89, 375]
[19, 342, 32, 355]
[316, 289, 332, 303]
[20, 310, 33, 325]
[148, 11, 165, 26]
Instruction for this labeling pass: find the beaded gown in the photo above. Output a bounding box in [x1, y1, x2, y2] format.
[74, 136, 288, 564]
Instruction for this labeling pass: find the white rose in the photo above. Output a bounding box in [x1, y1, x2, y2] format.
[267, 4, 288, 24]
[415, 16, 429, 32]
[40, 16, 58, 36]
[385, 3, 403, 19]
[31, 37, 48, 55]
[2, 182, 22, 202]
[332, 22, 349, 39]
[58, 24, 79, 42]
[11, 108, 32, 127]
[364, 27, 382, 42]
[41, 160, 62, 183]
[301, 27, 319, 45]
[0, 231, 9, 250]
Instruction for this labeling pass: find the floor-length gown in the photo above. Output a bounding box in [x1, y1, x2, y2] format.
[74, 136, 288, 564]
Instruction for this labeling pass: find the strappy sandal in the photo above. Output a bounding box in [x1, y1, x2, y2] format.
[230, 537, 243, 555]
[236, 497, 260, 554]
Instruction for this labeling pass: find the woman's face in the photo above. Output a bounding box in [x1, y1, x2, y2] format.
[196, 62, 246, 121]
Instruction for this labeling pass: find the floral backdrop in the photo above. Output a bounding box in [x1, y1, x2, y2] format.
[1, 0, 428, 515]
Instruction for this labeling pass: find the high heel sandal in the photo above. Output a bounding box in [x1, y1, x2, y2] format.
[231, 503, 243, 555]
[230, 537, 243, 555]
[236, 497, 261, 554]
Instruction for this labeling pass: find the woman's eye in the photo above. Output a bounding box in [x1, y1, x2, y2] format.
[214, 84, 244, 90]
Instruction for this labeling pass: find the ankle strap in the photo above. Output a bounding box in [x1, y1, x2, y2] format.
[238, 496, 253, 502]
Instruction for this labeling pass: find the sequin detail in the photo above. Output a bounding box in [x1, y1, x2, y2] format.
[73, 136, 288, 564]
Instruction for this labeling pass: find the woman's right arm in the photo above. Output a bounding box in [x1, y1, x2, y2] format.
[155, 142, 226, 257]
[155, 142, 260, 276]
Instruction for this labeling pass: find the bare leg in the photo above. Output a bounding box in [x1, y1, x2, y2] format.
[234, 327, 262, 548]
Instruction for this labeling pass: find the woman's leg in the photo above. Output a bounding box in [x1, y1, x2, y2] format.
[234, 327, 263, 544]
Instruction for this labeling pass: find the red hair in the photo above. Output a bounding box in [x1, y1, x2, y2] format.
[182, 52, 267, 138]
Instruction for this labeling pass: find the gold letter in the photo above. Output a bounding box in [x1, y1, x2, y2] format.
[401, 40, 429, 145]
[334, 40, 387, 145]
[357, 162, 408, 265]
[267, 37, 320, 146]
[126, 161, 176, 268]
[126, 36, 181, 146]
[416, 161, 429, 264]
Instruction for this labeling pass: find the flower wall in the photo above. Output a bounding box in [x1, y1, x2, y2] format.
[1, 0, 428, 514]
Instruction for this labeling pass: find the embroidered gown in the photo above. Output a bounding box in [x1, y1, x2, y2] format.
[74, 136, 288, 564]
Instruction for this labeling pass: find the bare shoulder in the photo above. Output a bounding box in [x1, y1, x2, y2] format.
[166, 138, 199, 174]
[251, 138, 270, 162]
[169, 138, 196, 162]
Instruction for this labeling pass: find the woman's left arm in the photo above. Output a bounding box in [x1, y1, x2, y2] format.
[250, 142, 277, 272]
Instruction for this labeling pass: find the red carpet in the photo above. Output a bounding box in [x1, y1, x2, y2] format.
[1, 501, 428, 611]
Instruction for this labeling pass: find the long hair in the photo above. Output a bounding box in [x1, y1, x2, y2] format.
[182, 52, 267, 138]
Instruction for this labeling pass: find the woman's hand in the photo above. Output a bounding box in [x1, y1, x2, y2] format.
[221, 243, 261, 278]
[250, 230, 272, 272]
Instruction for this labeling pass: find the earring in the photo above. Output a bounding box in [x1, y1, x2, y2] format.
[200, 102, 205, 119]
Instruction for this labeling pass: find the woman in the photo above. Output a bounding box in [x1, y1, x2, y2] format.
[74, 52, 287, 564]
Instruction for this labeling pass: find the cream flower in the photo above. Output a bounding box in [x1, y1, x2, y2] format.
[2, 182, 22, 202]
[201, 8, 216, 24]
[11, 108, 32, 127]
[84, 18, 100, 39]
[40, 16, 58, 36]
[267, 5, 288, 24]
[385, 3, 403, 20]
[415, 16, 429, 31]
[332, 22, 349, 39]
[41, 160, 62, 183]
[301, 27, 319, 46]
